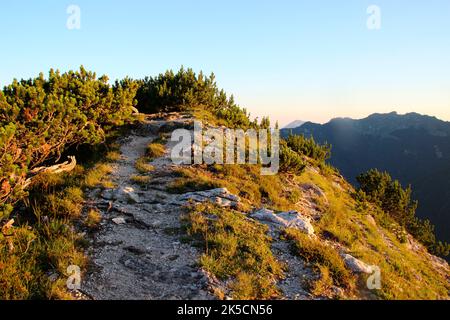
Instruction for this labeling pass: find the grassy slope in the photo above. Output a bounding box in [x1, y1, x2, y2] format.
[0, 136, 124, 299]
[296, 169, 449, 299]
[176, 109, 449, 300]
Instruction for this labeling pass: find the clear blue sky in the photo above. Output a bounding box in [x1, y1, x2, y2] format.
[1, 0, 449, 126]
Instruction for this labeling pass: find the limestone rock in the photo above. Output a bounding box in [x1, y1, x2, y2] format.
[341, 254, 372, 274]
[101, 186, 141, 203]
[178, 188, 240, 208]
[112, 217, 127, 225]
[117, 186, 141, 203]
[366, 215, 377, 226]
[251, 208, 314, 235]
[301, 183, 326, 198]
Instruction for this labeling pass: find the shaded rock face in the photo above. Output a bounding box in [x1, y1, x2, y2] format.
[251, 208, 315, 235]
[177, 188, 240, 208]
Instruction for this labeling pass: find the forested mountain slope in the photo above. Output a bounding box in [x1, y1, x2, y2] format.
[281, 112, 450, 244]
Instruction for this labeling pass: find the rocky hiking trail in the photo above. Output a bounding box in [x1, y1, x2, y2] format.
[82, 115, 214, 299]
[79, 113, 448, 300]
[80, 114, 319, 300]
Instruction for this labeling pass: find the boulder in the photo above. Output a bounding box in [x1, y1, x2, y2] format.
[101, 186, 141, 203]
[178, 188, 240, 208]
[112, 217, 127, 225]
[251, 208, 314, 235]
[301, 183, 326, 198]
[366, 215, 377, 226]
[116, 186, 141, 203]
[341, 254, 372, 274]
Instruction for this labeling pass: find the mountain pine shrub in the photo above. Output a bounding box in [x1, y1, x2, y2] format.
[356, 169, 450, 257]
[0, 67, 138, 220]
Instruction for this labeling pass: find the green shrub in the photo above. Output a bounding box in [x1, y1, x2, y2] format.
[135, 67, 255, 129]
[284, 134, 331, 162]
[0, 67, 137, 221]
[136, 67, 229, 113]
[356, 169, 449, 257]
[279, 141, 306, 174]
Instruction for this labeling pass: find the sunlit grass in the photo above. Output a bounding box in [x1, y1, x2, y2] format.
[135, 156, 155, 174]
[184, 203, 283, 299]
[84, 163, 114, 188]
[130, 174, 151, 187]
[85, 209, 102, 228]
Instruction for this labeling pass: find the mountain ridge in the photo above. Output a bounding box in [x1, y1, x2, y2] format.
[281, 111, 450, 243]
[283, 120, 306, 129]
[82, 111, 449, 300]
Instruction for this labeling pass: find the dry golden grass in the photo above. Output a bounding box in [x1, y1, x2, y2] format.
[84, 163, 114, 188]
[85, 209, 102, 228]
[185, 203, 283, 299]
[134, 156, 155, 174]
[146, 142, 165, 158]
[130, 174, 151, 187]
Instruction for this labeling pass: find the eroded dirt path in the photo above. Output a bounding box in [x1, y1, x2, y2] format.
[82, 116, 213, 300]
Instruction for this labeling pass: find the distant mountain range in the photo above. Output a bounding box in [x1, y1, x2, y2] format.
[283, 120, 305, 129]
[281, 111, 450, 242]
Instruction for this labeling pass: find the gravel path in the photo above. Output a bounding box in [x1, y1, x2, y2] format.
[82, 116, 213, 300]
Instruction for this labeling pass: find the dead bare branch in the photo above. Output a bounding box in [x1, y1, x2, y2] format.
[30, 155, 77, 175]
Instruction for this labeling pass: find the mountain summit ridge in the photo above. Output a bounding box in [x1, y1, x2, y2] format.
[300, 111, 450, 138]
[281, 111, 450, 243]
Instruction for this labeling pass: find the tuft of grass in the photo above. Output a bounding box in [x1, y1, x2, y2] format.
[0, 136, 125, 299]
[130, 174, 151, 187]
[105, 151, 121, 162]
[146, 142, 165, 158]
[168, 165, 297, 211]
[184, 203, 283, 300]
[310, 265, 335, 298]
[84, 163, 114, 188]
[134, 156, 155, 174]
[1, 168, 89, 299]
[283, 228, 354, 290]
[85, 209, 102, 228]
[167, 168, 222, 194]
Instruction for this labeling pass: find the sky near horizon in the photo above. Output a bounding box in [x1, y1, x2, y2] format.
[1, 1, 449, 126]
